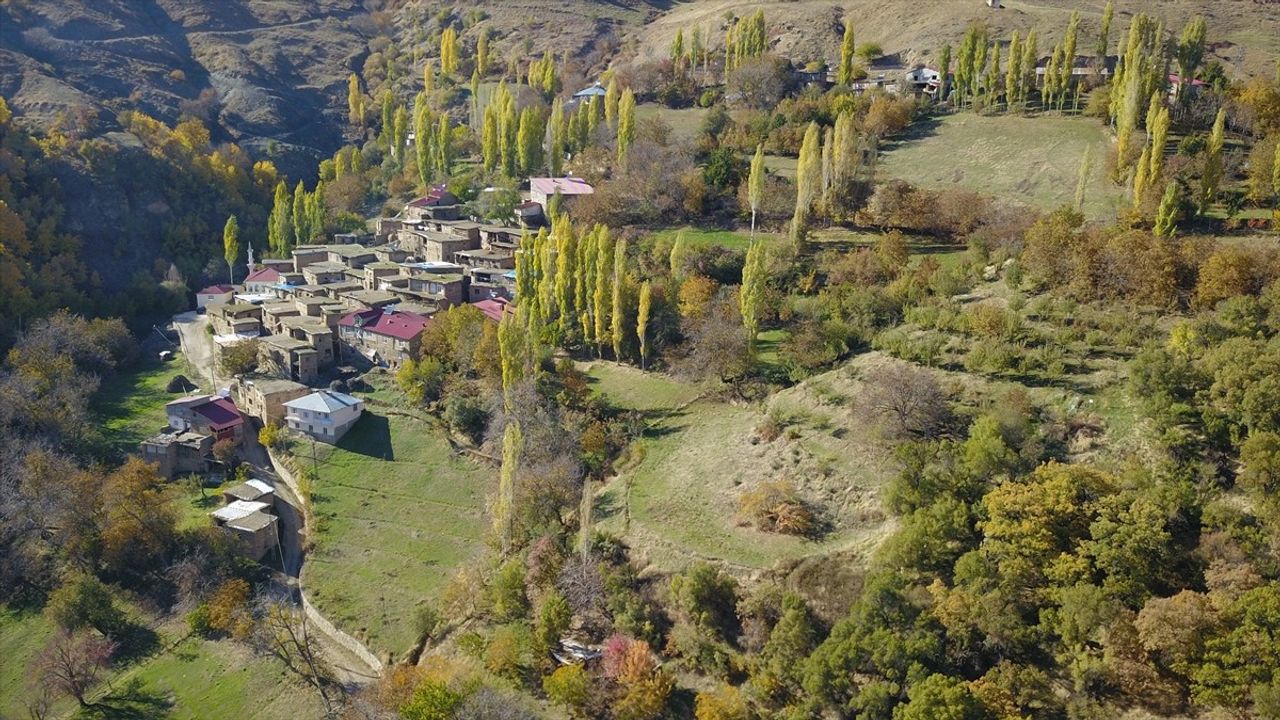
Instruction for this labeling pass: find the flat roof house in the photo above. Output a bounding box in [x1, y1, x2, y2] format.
[210, 499, 279, 561]
[529, 177, 594, 213]
[231, 374, 311, 425]
[258, 334, 320, 385]
[284, 390, 365, 443]
[139, 430, 214, 479]
[208, 303, 263, 337]
[337, 307, 430, 368]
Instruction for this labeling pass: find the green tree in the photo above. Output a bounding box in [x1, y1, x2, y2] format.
[605, 77, 620, 129]
[379, 90, 394, 149]
[1149, 102, 1170, 180]
[45, 574, 127, 637]
[517, 106, 543, 175]
[838, 18, 856, 86]
[535, 591, 573, 653]
[495, 422, 522, 551]
[611, 238, 628, 359]
[291, 180, 307, 242]
[593, 228, 613, 355]
[1200, 107, 1226, 214]
[346, 73, 363, 128]
[670, 232, 688, 281]
[637, 280, 652, 369]
[222, 214, 239, 284]
[267, 181, 293, 256]
[437, 114, 453, 176]
[1097, 1, 1114, 60]
[791, 122, 821, 243]
[392, 104, 409, 164]
[896, 674, 985, 720]
[401, 679, 465, 720]
[748, 144, 766, 239]
[440, 27, 459, 76]
[671, 28, 685, 65]
[544, 665, 590, 717]
[1004, 33, 1020, 107]
[1176, 17, 1207, 108]
[1154, 181, 1182, 237]
[740, 241, 766, 351]
[617, 89, 637, 165]
[475, 29, 490, 76]
[415, 97, 435, 186]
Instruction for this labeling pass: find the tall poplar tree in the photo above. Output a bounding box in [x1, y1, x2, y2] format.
[604, 77, 620, 129]
[837, 19, 856, 86]
[637, 281, 652, 369]
[437, 114, 452, 176]
[440, 27, 459, 76]
[222, 215, 240, 284]
[1005, 32, 1021, 108]
[592, 227, 613, 356]
[1098, 1, 1114, 61]
[740, 241, 766, 352]
[791, 123, 821, 244]
[617, 89, 636, 165]
[414, 96, 435, 186]
[748, 144, 766, 239]
[610, 239, 627, 360]
[1199, 107, 1226, 214]
[495, 421, 522, 552]
[517, 107, 543, 175]
[938, 43, 952, 101]
[291, 180, 307, 243]
[1154, 182, 1181, 237]
[476, 29, 490, 76]
[268, 181, 293, 256]
[347, 73, 363, 128]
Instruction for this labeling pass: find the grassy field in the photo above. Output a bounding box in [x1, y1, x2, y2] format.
[93, 357, 195, 456]
[583, 361, 701, 412]
[635, 103, 709, 145]
[0, 606, 56, 715]
[878, 113, 1125, 219]
[646, 226, 781, 251]
[304, 410, 493, 655]
[596, 360, 899, 575]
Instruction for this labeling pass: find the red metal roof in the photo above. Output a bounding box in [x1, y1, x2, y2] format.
[198, 284, 235, 295]
[407, 185, 457, 207]
[245, 267, 281, 283]
[473, 297, 513, 323]
[338, 308, 430, 340]
[193, 396, 244, 432]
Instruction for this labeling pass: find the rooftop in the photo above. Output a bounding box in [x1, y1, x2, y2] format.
[226, 510, 277, 533]
[529, 177, 594, 197]
[245, 267, 282, 283]
[224, 478, 274, 502]
[193, 396, 244, 432]
[339, 307, 431, 340]
[199, 284, 236, 295]
[474, 297, 514, 323]
[284, 389, 364, 414]
[211, 499, 271, 523]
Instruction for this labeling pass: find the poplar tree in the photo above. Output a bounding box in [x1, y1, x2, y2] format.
[1005, 32, 1021, 108]
[379, 90, 394, 148]
[791, 122, 821, 244]
[223, 215, 240, 284]
[837, 19, 856, 86]
[617, 89, 636, 165]
[1059, 11, 1081, 104]
[637, 281, 652, 369]
[414, 97, 435, 186]
[476, 29, 490, 76]
[670, 232, 688, 281]
[671, 28, 685, 65]
[440, 27, 459, 76]
[517, 107, 543, 175]
[748, 144, 766, 239]
[610, 239, 627, 360]
[592, 227, 613, 356]
[1149, 103, 1170, 180]
[984, 42, 1002, 107]
[1075, 149, 1092, 211]
[437, 114, 452, 176]
[424, 60, 435, 95]
[547, 99, 565, 176]
[347, 73, 363, 128]
[605, 77, 620, 129]
[1021, 30, 1038, 105]
[1098, 1, 1114, 61]
[821, 126, 835, 211]
[553, 216, 577, 337]
[268, 180, 293, 256]
[578, 226, 597, 341]
[292, 180, 307, 243]
[690, 26, 703, 69]
[499, 308, 526, 408]
[1133, 144, 1150, 210]
[392, 104, 409, 163]
[740, 241, 766, 351]
[307, 184, 325, 240]
[482, 103, 499, 173]
[1154, 182, 1181, 237]
[495, 421, 522, 552]
[1176, 17, 1207, 108]
[1115, 66, 1143, 169]
[1199, 107, 1226, 214]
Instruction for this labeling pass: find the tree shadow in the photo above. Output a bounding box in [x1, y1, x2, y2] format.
[593, 487, 622, 521]
[333, 413, 393, 460]
[111, 623, 161, 665]
[81, 678, 173, 720]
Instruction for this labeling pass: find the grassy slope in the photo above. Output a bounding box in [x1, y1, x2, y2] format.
[635, 103, 710, 145]
[93, 358, 195, 456]
[305, 410, 492, 655]
[878, 113, 1124, 219]
[594, 360, 898, 575]
[0, 606, 56, 715]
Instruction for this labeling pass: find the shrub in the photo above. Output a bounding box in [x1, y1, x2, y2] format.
[738, 480, 819, 537]
[543, 665, 590, 716]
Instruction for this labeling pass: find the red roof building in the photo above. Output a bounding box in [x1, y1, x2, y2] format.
[194, 397, 245, 434]
[245, 266, 282, 287]
[337, 308, 432, 368]
[473, 297, 514, 323]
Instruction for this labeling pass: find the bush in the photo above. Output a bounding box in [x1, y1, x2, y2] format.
[738, 480, 819, 537]
[543, 665, 590, 716]
[444, 395, 489, 444]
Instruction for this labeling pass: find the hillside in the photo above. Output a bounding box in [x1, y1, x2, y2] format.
[634, 0, 1280, 77]
[0, 0, 371, 171]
